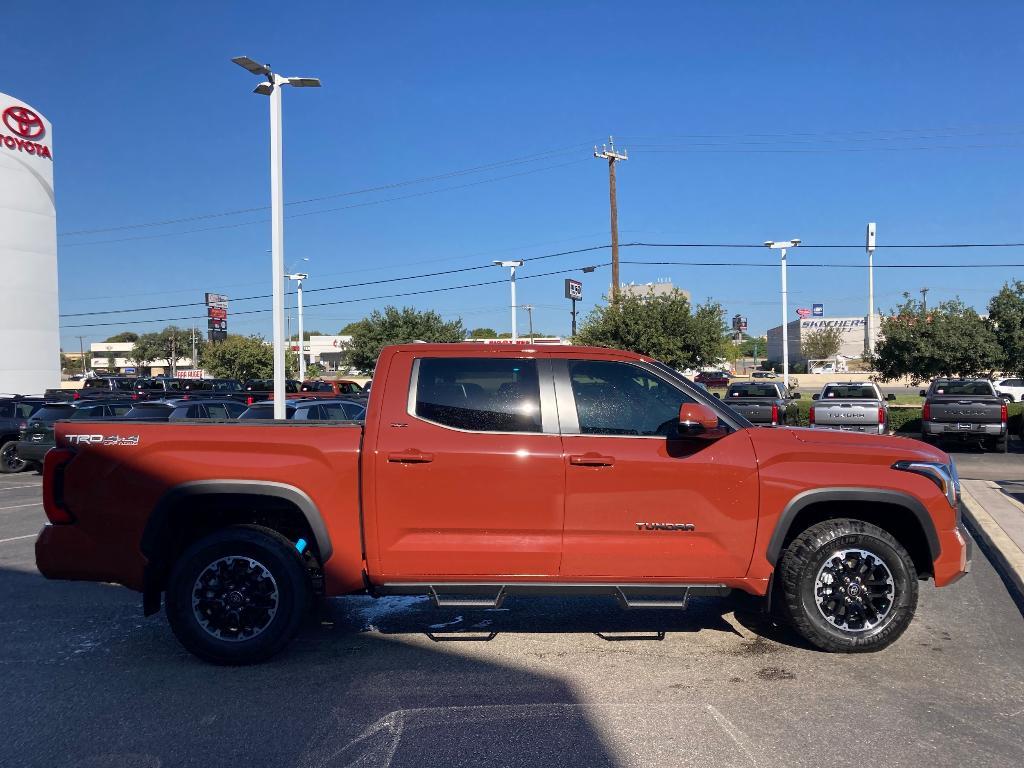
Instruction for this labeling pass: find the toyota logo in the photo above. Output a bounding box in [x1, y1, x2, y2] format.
[3, 106, 45, 140]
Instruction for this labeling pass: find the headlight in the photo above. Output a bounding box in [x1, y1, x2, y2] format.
[893, 460, 958, 508]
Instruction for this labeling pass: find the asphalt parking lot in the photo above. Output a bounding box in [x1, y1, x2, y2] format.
[2, 472, 1023, 768]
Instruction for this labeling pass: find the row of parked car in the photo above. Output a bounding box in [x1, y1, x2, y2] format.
[0, 377, 371, 474]
[717, 376, 1011, 452]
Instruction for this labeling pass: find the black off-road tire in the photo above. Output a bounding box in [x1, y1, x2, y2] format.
[166, 524, 311, 665]
[0, 440, 27, 474]
[994, 434, 1009, 453]
[778, 518, 918, 653]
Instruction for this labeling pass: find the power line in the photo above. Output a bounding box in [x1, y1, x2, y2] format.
[58, 241, 1024, 319]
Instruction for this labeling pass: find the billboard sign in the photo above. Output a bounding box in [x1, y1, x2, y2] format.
[812, 303, 824, 317]
[796, 308, 812, 318]
[731, 314, 748, 332]
[565, 279, 583, 301]
[205, 293, 228, 341]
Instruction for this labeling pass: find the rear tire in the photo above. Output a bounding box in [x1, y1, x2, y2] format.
[994, 434, 1009, 453]
[0, 440, 27, 474]
[778, 519, 918, 653]
[165, 524, 310, 665]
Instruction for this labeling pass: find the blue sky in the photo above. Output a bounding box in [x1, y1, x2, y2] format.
[5, 1, 1024, 349]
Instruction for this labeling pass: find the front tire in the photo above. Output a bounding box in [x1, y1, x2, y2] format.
[165, 525, 311, 665]
[0, 440, 27, 474]
[778, 519, 918, 652]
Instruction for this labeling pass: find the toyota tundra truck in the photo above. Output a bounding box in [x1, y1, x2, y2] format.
[35, 344, 970, 664]
[920, 378, 1008, 452]
[809, 382, 895, 434]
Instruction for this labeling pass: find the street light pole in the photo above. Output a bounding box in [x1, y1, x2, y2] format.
[866, 222, 877, 358]
[494, 260, 524, 341]
[765, 239, 801, 389]
[524, 304, 534, 342]
[233, 55, 321, 419]
[286, 272, 308, 380]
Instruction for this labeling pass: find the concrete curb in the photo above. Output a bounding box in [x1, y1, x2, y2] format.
[960, 484, 1024, 600]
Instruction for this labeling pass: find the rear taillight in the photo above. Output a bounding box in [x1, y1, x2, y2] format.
[72, 391, 80, 400]
[922, 401, 931, 421]
[771, 403, 779, 425]
[808, 406, 815, 425]
[1001, 401, 1008, 424]
[247, 395, 255, 405]
[42, 448, 76, 525]
[878, 405, 885, 426]
[131, 393, 140, 400]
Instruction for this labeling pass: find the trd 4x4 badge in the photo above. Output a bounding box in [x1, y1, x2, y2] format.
[66, 434, 140, 447]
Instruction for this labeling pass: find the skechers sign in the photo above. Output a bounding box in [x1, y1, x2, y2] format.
[1, 105, 52, 159]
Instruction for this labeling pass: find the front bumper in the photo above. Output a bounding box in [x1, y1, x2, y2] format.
[15, 440, 51, 464]
[923, 421, 1005, 437]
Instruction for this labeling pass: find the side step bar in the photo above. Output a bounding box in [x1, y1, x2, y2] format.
[377, 581, 730, 608]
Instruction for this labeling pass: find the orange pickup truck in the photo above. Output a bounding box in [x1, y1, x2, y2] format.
[36, 343, 970, 664]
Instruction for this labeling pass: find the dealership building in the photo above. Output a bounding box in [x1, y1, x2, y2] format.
[0, 92, 59, 395]
[767, 315, 882, 364]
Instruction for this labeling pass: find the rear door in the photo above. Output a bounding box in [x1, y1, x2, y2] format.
[556, 358, 759, 579]
[371, 352, 565, 579]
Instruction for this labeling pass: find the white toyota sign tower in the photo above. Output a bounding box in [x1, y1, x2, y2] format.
[0, 92, 58, 394]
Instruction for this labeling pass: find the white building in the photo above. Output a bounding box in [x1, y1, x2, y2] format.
[0, 92, 59, 394]
[767, 315, 882, 365]
[289, 336, 353, 372]
[89, 342, 194, 375]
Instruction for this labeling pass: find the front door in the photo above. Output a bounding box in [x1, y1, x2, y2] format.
[372, 352, 565, 580]
[557, 359, 759, 580]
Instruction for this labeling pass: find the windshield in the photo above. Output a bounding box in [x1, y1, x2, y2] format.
[932, 380, 994, 396]
[821, 385, 878, 399]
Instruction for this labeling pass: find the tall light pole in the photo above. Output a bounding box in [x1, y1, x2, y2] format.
[866, 222, 877, 358]
[232, 55, 321, 419]
[494, 260, 524, 341]
[286, 272, 308, 380]
[765, 239, 801, 389]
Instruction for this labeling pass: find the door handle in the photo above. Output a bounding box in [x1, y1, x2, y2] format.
[569, 453, 615, 467]
[387, 450, 434, 464]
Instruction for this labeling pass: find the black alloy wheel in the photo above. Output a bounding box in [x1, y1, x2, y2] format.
[0, 441, 27, 474]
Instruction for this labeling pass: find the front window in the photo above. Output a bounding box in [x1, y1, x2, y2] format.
[568, 360, 696, 436]
[414, 357, 542, 433]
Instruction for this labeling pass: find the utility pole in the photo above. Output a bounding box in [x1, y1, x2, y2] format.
[920, 287, 929, 312]
[77, 335, 87, 377]
[286, 272, 308, 380]
[191, 327, 197, 371]
[594, 137, 627, 302]
[170, 335, 177, 378]
[524, 305, 534, 342]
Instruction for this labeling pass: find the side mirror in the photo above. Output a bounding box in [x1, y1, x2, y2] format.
[713, 392, 721, 399]
[919, 389, 927, 397]
[791, 392, 802, 400]
[678, 403, 723, 439]
[811, 393, 820, 401]
[886, 393, 896, 401]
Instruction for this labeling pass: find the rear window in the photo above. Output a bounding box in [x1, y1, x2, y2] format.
[211, 380, 242, 392]
[71, 405, 107, 419]
[302, 382, 334, 392]
[821, 385, 878, 399]
[32, 406, 76, 421]
[15, 402, 44, 418]
[83, 379, 107, 389]
[239, 406, 294, 420]
[414, 357, 541, 433]
[727, 384, 779, 398]
[932, 380, 994, 396]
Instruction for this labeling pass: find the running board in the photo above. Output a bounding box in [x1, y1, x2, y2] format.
[377, 581, 730, 608]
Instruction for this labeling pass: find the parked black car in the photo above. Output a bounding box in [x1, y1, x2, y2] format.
[16, 400, 134, 467]
[238, 398, 366, 421]
[44, 376, 137, 402]
[0, 397, 47, 473]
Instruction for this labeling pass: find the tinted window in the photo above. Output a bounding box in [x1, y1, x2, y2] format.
[16, 402, 44, 419]
[302, 382, 333, 392]
[84, 379, 106, 389]
[33, 406, 76, 422]
[932, 380, 994, 396]
[205, 404, 234, 419]
[821, 385, 878, 399]
[211, 380, 242, 392]
[71, 406, 106, 419]
[320, 403, 354, 420]
[727, 384, 780, 398]
[344, 403, 366, 420]
[108, 405, 133, 416]
[338, 382, 361, 395]
[414, 358, 541, 433]
[0, 403, 12, 418]
[186, 405, 206, 419]
[569, 360, 695, 436]
[239, 406, 294, 420]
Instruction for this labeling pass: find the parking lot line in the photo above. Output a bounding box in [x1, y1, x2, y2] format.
[0, 534, 35, 544]
[0, 502, 43, 511]
[0, 484, 43, 491]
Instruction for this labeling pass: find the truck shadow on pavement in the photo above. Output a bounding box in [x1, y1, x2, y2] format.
[0, 565, 629, 768]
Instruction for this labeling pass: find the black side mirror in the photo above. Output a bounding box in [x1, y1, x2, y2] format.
[886, 393, 896, 401]
[918, 389, 927, 397]
[713, 392, 721, 399]
[791, 392, 802, 400]
[811, 393, 820, 401]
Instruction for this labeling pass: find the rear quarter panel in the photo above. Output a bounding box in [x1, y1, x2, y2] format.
[53, 420, 364, 593]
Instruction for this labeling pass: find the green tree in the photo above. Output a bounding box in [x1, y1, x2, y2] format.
[201, 335, 274, 380]
[801, 326, 844, 360]
[347, 306, 466, 372]
[338, 322, 362, 335]
[129, 326, 198, 374]
[104, 331, 139, 343]
[576, 290, 727, 369]
[469, 327, 497, 339]
[988, 281, 1024, 376]
[305, 362, 326, 379]
[872, 296, 1002, 382]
